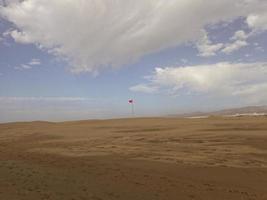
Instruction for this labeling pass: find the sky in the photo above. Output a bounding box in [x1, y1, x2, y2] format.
[0, 0, 267, 122]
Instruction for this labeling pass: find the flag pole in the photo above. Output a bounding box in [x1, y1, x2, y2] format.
[131, 101, 134, 116]
[129, 99, 134, 117]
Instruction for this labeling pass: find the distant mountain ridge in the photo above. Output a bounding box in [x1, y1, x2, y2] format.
[210, 106, 267, 116]
[174, 106, 267, 118]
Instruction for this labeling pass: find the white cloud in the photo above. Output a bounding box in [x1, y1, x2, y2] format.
[130, 62, 267, 103]
[247, 12, 267, 31]
[15, 64, 32, 70]
[221, 40, 248, 54]
[181, 59, 188, 64]
[231, 30, 249, 40]
[130, 84, 158, 94]
[8, 29, 33, 44]
[255, 46, 264, 52]
[196, 30, 223, 57]
[196, 29, 251, 56]
[1, 0, 267, 73]
[0, 96, 91, 102]
[14, 58, 41, 70]
[29, 58, 41, 65]
[220, 29, 253, 54]
[20, 64, 31, 69]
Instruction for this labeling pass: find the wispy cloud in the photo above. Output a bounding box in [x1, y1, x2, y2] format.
[14, 58, 41, 70]
[0, 96, 92, 102]
[1, 0, 267, 73]
[0, 96, 127, 122]
[221, 30, 249, 54]
[196, 30, 223, 57]
[130, 84, 158, 94]
[231, 30, 249, 41]
[222, 40, 248, 54]
[197, 29, 251, 57]
[29, 58, 41, 65]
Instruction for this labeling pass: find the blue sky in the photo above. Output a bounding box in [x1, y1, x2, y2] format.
[0, 0, 267, 122]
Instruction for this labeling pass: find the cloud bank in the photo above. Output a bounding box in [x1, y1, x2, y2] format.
[1, 0, 267, 73]
[130, 62, 267, 104]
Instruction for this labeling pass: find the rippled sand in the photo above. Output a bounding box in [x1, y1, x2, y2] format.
[1, 116, 267, 200]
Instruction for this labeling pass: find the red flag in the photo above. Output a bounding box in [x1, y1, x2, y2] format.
[128, 99, 133, 104]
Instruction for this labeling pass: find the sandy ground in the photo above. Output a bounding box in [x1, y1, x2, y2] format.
[0, 116, 267, 200]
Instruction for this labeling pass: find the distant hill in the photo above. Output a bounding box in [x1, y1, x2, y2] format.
[173, 106, 267, 118]
[210, 106, 267, 116]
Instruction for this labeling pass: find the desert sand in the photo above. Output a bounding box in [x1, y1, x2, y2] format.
[0, 116, 267, 200]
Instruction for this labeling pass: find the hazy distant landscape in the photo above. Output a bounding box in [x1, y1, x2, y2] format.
[175, 105, 267, 118]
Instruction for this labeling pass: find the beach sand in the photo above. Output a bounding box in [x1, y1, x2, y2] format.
[0, 116, 267, 200]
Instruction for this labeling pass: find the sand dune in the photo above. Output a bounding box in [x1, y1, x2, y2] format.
[1, 116, 267, 200]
